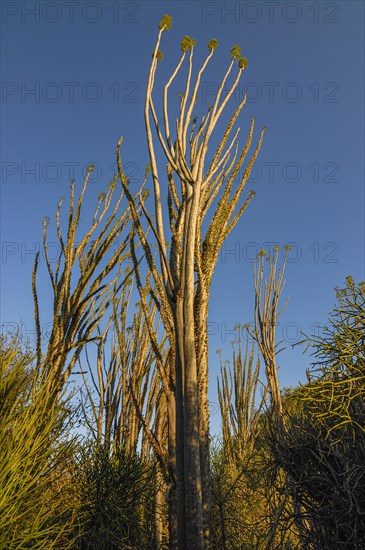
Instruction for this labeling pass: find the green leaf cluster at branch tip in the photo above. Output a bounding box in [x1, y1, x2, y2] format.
[153, 50, 164, 63]
[158, 14, 172, 31]
[239, 57, 248, 69]
[230, 44, 242, 60]
[181, 35, 197, 52]
[208, 39, 218, 51]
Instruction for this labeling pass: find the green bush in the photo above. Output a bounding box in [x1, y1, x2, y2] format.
[266, 279, 365, 548]
[0, 337, 81, 549]
[75, 444, 155, 549]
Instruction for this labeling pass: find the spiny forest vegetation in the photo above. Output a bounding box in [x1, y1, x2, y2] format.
[1, 15, 364, 550]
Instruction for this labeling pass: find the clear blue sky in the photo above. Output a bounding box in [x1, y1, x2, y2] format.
[1, 1, 364, 433]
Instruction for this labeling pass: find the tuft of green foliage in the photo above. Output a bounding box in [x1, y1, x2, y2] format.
[153, 49, 164, 63]
[230, 44, 242, 60]
[208, 38, 218, 51]
[158, 14, 172, 31]
[0, 337, 81, 549]
[239, 57, 248, 69]
[181, 35, 197, 52]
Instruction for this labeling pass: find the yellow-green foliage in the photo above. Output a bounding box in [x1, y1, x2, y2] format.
[75, 445, 154, 549]
[154, 49, 164, 63]
[215, 335, 300, 549]
[211, 443, 267, 549]
[210, 438, 300, 549]
[181, 35, 197, 52]
[239, 57, 248, 69]
[230, 44, 241, 60]
[158, 14, 172, 31]
[300, 277, 365, 437]
[0, 338, 81, 549]
[208, 38, 218, 51]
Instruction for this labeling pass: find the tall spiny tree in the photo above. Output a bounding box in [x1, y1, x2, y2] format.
[250, 246, 311, 546]
[32, 169, 140, 392]
[252, 246, 291, 418]
[117, 14, 266, 548]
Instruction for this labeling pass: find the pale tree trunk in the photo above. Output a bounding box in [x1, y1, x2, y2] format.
[195, 294, 212, 548]
[171, 317, 186, 550]
[163, 364, 179, 549]
[155, 399, 166, 550]
[181, 186, 204, 548]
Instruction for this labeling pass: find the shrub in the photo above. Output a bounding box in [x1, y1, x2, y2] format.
[0, 336, 81, 549]
[75, 444, 155, 549]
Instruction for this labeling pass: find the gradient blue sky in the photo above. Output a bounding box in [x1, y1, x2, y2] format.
[1, 1, 364, 431]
